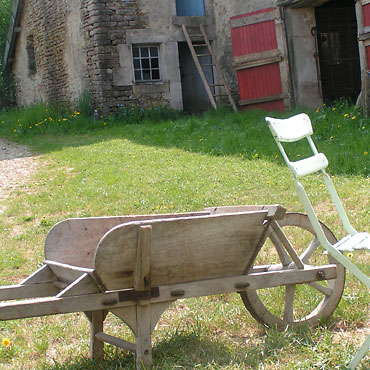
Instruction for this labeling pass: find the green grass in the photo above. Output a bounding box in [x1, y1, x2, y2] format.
[0, 103, 369, 369]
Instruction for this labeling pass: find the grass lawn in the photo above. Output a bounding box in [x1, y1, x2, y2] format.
[0, 103, 369, 369]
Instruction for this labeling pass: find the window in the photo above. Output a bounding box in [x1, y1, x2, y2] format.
[26, 35, 37, 75]
[132, 45, 161, 82]
[176, 0, 205, 16]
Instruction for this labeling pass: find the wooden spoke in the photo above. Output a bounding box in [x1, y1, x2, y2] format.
[300, 237, 320, 264]
[308, 282, 333, 297]
[269, 228, 292, 266]
[241, 213, 345, 329]
[283, 285, 296, 324]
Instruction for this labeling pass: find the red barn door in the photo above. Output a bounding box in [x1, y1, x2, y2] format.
[231, 8, 291, 111]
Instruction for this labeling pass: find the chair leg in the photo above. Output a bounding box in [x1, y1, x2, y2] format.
[136, 304, 153, 369]
[89, 310, 105, 360]
[348, 334, 370, 369]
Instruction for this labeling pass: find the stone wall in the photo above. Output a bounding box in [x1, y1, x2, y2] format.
[13, 0, 286, 113]
[13, 0, 88, 107]
[80, 0, 148, 114]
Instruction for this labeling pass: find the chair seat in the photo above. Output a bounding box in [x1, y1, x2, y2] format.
[334, 232, 370, 252]
[289, 153, 328, 177]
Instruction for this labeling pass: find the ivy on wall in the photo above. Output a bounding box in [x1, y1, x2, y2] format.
[0, 0, 15, 109]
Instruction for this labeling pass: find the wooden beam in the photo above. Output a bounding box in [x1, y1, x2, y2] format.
[239, 93, 289, 106]
[231, 9, 279, 29]
[134, 226, 152, 292]
[95, 332, 136, 353]
[0, 264, 337, 321]
[0, 283, 59, 301]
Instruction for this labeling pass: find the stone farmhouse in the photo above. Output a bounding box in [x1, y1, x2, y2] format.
[3, 0, 370, 114]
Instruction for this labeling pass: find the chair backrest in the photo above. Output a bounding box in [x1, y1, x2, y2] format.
[265, 113, 313, 142]
[265, 113, 328, 178]
[265, 113, 357, 236]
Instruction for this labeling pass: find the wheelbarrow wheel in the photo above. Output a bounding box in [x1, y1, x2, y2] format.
[241, 212, 345, 329]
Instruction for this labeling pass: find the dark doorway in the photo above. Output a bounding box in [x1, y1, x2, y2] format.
[178, 42, 214, 113]
[315, 0, 361, 104]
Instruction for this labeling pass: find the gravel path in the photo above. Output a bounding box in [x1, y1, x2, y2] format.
[0, 139, 40, 211]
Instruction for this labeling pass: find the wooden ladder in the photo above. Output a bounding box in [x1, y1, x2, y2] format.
[182, 24, 238, 112]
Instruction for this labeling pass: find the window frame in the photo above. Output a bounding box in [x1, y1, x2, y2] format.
[26, 34, 37, 76]
[132, 44, 162, 83]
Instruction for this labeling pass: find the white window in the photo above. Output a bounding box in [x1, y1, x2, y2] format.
[132, 45, 161, 82]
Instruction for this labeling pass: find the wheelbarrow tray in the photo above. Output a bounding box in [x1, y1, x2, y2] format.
[0, 204, 339, 368]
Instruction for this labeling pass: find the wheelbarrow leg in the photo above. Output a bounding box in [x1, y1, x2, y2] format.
[136, 304, 153, 369]
[89, 310, 106, 360]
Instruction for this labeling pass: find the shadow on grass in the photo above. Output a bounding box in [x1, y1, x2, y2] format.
[41, 331, 273, 370]
[4, 107, 370, 177]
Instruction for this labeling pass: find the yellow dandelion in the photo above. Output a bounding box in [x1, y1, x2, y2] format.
[330, 136, 334, 140]
[344, 113, 349, 118]
[62, 118, 67, 121]
[364, 152, 368, 155]
[332, 107, 336, 111]
[362, 126, 366, 130]
[200, 138, 203, 142]
[346, 253, 353, 258]
[352, 116, 356, 120]
[254, 153, 259, 158]
[2, 338, 11, 347]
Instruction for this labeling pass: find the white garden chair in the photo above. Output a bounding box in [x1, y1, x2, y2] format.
[265, 113, 370, 369]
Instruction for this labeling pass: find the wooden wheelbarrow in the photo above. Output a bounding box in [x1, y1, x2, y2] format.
[0, 205, 345, 368]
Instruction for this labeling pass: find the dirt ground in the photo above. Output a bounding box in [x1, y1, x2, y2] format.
[0, 138, 40, 212]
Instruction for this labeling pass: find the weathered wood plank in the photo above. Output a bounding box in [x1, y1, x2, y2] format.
[136, 304, 152, 369]
[240, 94, 289, 106]
[95, 212, 268, 291]
[134, 226, 152, 292]
[0, 283, 59, 301]
[233, 49, 281, 66]
[45, 260, 93, 284]
[95, 332, 136, 353]
[44, 212, 209, 269]
[20, 264, 56, 285]
[89, 310, 105, 360]
[230, 9, 279, 29]
[205, 204, 285, 219]
[0, 265, 337, 321]
[56, 273, 100, 298]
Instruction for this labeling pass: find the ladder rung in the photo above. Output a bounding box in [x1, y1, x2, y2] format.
[193, 44, 207, 47]
[196, 54, 211, 57]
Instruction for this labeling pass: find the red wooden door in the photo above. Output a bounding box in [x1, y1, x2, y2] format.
[355, 0, 370, 112]
[230, 8, 291, 111]
[357, 1, 370, 69]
